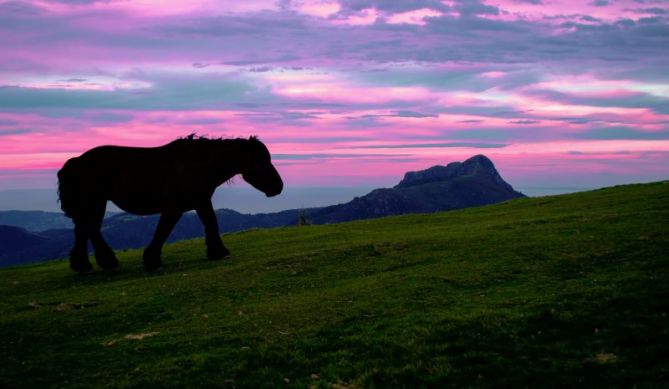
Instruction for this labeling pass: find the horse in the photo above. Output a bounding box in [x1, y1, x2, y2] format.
[57, 135, 283, 273]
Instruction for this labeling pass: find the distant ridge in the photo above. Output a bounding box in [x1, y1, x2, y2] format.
[0, 210, 71, 232]
[0, 155, 524, 266]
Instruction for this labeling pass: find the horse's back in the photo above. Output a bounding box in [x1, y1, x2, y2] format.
[60, 145, 170, 214]
[61, 140, 226, 215]
[81, 145, 165, 165]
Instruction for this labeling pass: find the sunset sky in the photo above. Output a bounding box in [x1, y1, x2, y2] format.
[1, 0, 668, 209]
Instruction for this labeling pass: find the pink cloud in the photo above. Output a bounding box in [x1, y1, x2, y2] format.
[387, 8, 443, 25]
[485, 0, 663, 22]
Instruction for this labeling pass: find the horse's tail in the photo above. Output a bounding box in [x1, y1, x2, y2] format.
[57, 157, 81, 219]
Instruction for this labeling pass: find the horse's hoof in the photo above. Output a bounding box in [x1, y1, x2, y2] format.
[97, 261, 120, 271]
[144, 261, 163, 271]
[208, 254, 229, 261]
[70, 262, 93, 274]
[207, 246, 231, 261]
[143, 249, 162, 271]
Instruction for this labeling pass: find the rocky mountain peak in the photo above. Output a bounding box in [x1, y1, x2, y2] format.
[395, 155, 505, 189]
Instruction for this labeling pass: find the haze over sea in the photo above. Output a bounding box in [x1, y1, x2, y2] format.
[0, 185, 613, 214]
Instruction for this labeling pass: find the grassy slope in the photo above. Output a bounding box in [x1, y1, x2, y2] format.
[1, 182, 668, 388]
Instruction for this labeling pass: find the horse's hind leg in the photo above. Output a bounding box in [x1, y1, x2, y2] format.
[69, 221, 92, 274]
[92, 230, 119, 270]
[143, 210, 182, 270]
[196, 201, 229, 260]
[88, 201, 119, 270]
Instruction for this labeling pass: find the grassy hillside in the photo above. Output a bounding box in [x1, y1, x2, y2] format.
[1, 182, 668, 388]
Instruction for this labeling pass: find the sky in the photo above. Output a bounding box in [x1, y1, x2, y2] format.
[1, 0, 668, 211]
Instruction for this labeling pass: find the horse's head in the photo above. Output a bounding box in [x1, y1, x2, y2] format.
[242, 136, 284, 197]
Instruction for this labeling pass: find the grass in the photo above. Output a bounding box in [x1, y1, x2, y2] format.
[1, 182, 668, 388]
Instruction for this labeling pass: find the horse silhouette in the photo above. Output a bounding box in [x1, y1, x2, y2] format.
[57, 135, 283, 273]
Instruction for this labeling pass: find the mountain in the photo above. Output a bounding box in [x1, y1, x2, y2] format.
[0, 225, 71, 266]
[0, 210, 72, 231]
[305, 154, 525, 223]
[0, 225, 47, 254]
[1, 182, 667, 387]
[0, 155, 523, 266]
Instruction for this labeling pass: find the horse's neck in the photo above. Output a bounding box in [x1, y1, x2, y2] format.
[169, 139, 248, 186]
[211, 140, 247, 184]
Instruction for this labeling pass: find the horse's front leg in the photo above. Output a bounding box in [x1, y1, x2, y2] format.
[69, 222, 93, 273]
[87, 200, 119, 271]
[143, 210, 182, 270]
[196, 201, 230, 260]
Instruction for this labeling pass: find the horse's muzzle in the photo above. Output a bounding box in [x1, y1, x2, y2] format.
[265, 182, 283, 197]
[266, 188, 282, 197]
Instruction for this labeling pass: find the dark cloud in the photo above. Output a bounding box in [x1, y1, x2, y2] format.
[351, 142, 509, 149]
[159, 13, 310, 37]
[524, 88, 669, 114]
[639, 16, 665, 23]
[248, 66, 274, 72]
[281, 136, 376, 144]
[335, 0, 450, 14]
[0, 72, 271, 111]
[439, 106, 528, 118]
[445, 126, 550, 142]
[509, 120, 540, 125]
[575, 127, 669, 140]
[0, 128, 34, 136]
[274, 152, 409, 160]
[222, 54, 302, 66]
[0, 0, 667, 141]
[2, 1, 667, 81]
[390, 110, 438, 118]
[455, 1, 500, 16]
[46, 0, 115, 4]
[554, 117, 593, 124]
[334, 0, 499, 17]
[236, 111, 324, 126]
[590, 0, 612, 6]
[0, 1, 44, 15]
[598, 56, 635, 61]
[580, 15, 602, 22]
[0, 119, 19, 126]
[175, 117, 226, 125]
[84, 112, 134, 123]
[59, 78, 87, 82]
[627, 7, 669, 14]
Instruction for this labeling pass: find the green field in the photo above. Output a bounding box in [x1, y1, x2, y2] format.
[1, 182, 668, 388]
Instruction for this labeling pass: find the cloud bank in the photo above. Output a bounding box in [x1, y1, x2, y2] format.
[0, 0, 668, 191]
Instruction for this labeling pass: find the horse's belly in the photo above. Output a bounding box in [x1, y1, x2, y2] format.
[104, 158, 209, 215]
[109, 179, 164, 215]
[109, 180, 203, 215]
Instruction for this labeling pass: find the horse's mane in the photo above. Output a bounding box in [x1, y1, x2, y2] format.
[170, 133, 261, 145]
